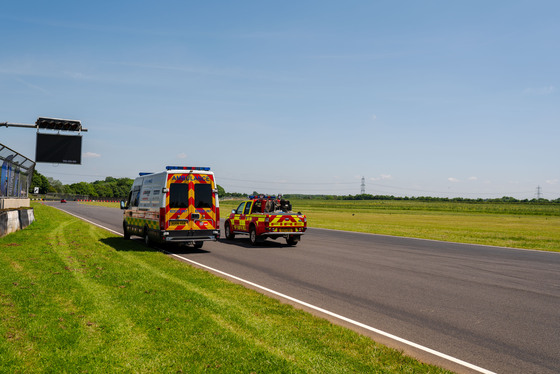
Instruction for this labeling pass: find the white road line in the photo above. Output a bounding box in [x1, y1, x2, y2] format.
[55, 207, 123, 236]
[169, 252, 496, 374]
[59, 207, 496, 374]
[310, 226, 559, 254]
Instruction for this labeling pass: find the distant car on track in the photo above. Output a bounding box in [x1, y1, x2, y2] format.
[60, 199, 67, 203]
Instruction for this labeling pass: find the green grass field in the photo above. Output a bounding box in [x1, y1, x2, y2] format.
[219, 199, 560, 252]
[0, 203, 450, 373]
[83, 199, 560, 252]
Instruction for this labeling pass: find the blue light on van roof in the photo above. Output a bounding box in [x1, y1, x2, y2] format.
[139, 172, 154, 176]
[166, 166, 211, 171]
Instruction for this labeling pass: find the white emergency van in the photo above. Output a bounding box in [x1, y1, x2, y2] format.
[120, 166, 220, 248]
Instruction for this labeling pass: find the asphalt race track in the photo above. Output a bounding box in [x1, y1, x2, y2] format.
[49, 201, 560, 374]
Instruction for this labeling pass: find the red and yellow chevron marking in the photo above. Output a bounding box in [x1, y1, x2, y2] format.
[230, 216, 265, 232]
[268, 215, 305, 228]
[164, 173, 217, 231]
[230, 214, 305, 235]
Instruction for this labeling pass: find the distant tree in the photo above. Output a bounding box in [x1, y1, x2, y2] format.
[68, 182, 97, 197]
[94, 183, 113, 198]
[114, 178, 133, 198]
[47, 177, 65, 193]
[217, 185, 226, 197]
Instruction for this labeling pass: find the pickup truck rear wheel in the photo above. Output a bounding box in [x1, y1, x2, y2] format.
[249, 226, 259, 246]
[225, 221, 235, 240]
[286, 235, 300, 246]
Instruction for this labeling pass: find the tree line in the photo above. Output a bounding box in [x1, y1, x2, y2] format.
[283, 193, 560, 203]
[31, 170, 134, 199]
[30, 171, 559, 203]
[30, 171, 242, 200]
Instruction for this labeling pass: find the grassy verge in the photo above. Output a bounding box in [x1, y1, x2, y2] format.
[220, 199, 560, 252]
[82, 199, 560, 251]
[0, 203, 449, 373]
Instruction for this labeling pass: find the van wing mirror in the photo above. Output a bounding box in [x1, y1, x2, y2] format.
[120, 200, 127, 209]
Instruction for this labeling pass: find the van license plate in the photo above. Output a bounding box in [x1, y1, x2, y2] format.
[171, 220, 188, 226]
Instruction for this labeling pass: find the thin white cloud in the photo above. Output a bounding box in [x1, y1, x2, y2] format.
[14, 77, 51, 95]
[546, 179, 558, 185]
[468, 176, 478, 181]
[448, 177, 460, 183]
[84, 152, 101, 158]
[177, 153, 187, 159]
[524, 86, 555, 95]
[370, 174, 393, 181]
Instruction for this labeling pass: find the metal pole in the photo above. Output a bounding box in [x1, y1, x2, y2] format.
[0, 122, 37, 129]
[1, 121, 88, 131]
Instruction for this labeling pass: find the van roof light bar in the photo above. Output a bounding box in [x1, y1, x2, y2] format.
[166, 166, 211, 171]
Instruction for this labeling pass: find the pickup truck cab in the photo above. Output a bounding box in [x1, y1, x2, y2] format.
[224, 195, 306, 246]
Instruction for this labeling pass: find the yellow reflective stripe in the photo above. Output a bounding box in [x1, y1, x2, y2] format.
[126, 217, 158, 229]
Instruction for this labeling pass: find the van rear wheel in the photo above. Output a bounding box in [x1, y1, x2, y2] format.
[193, 241, 204, 249]
[144, 228, 151, 247]
[123, 222, 130, 240]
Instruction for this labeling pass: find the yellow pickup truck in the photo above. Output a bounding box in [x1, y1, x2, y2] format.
[224, 195, 307, 246]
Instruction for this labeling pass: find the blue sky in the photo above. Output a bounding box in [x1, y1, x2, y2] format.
[1, 1, 558, 198]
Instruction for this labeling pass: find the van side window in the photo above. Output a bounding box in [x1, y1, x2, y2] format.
[194, 184, 212, 208]
[244, 202, 252, 215]
[169, 183, 189, 208]
[131, 187, 141, 207]
[125, 191, 133, 208]
[235, 202, 245, 214]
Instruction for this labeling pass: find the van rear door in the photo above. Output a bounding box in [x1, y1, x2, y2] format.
[165, 173, 217, 232]
[167, 179, 190, 230]
[190, 176, 217, 232]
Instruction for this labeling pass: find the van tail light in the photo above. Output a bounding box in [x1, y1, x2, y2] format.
[159, 208, 166, 229]
[216, 207, 220, 229]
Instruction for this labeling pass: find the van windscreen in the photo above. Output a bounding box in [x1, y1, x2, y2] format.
[195, 184, 212, 208]
[169, 183, 189, 208]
